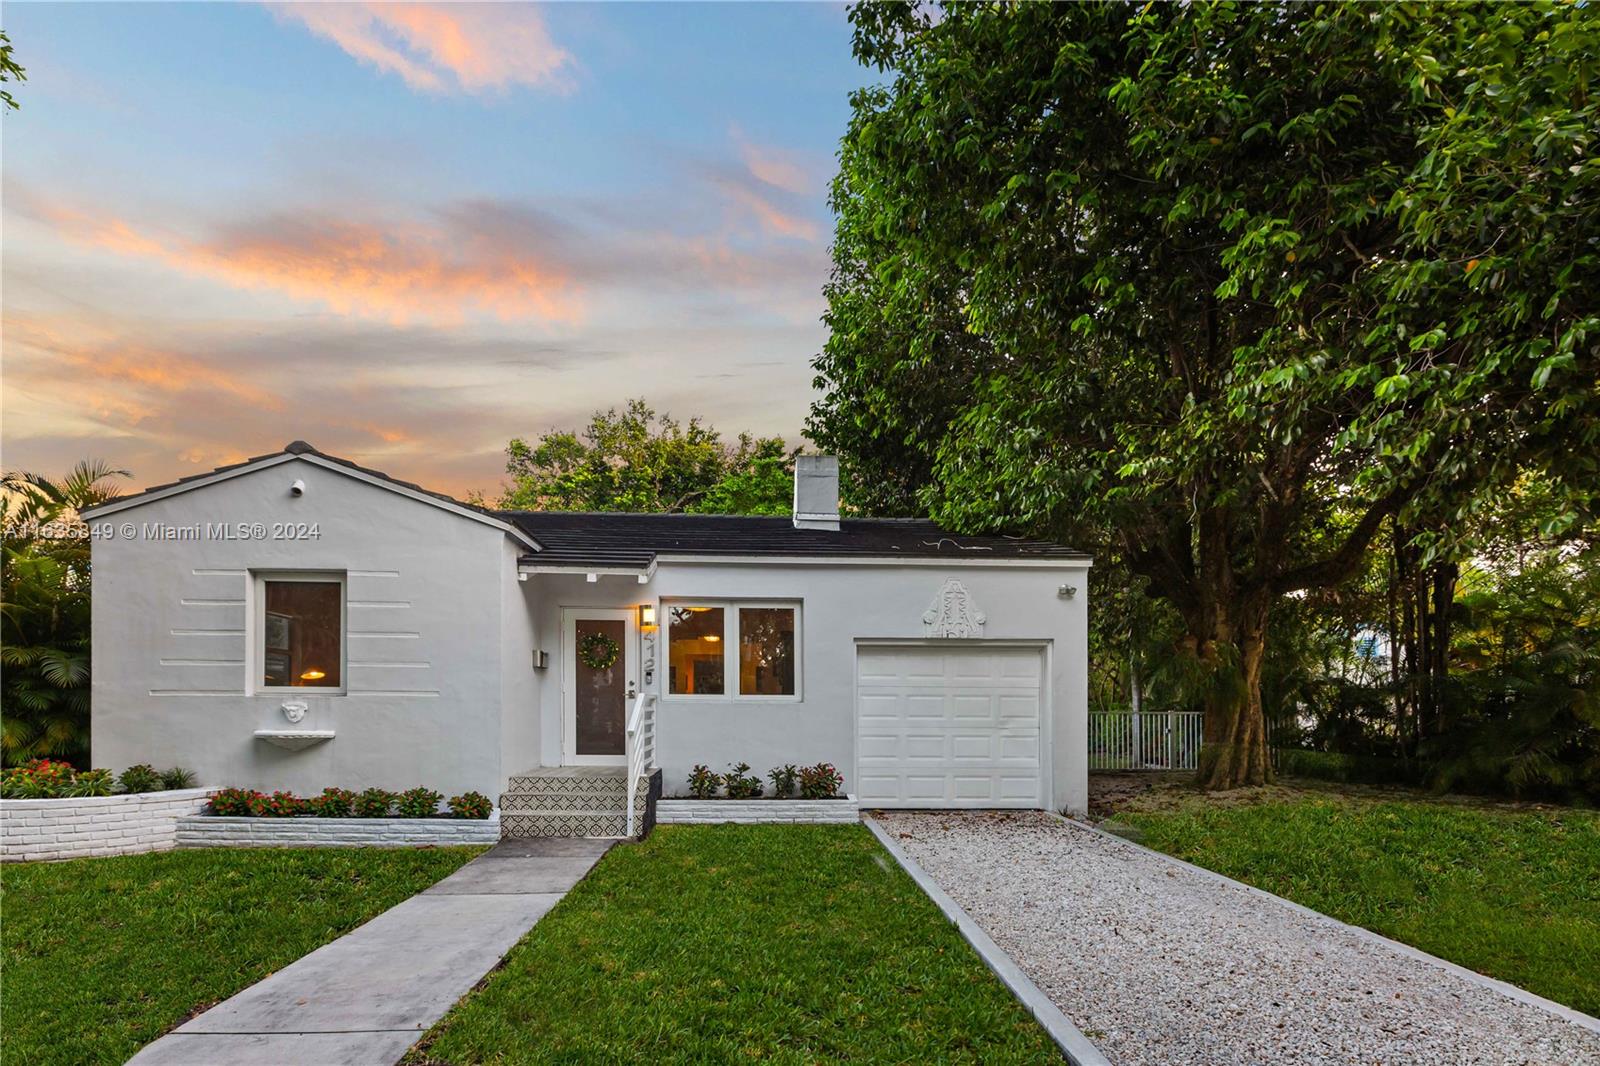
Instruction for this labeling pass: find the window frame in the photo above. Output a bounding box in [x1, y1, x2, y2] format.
[661, 599, 801, 702]
[250, 570, 347, 696]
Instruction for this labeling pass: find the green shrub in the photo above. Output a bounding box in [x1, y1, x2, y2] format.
[395, 787, 442, 818]
[117, 764, 164, 794]
[353, 788, 395, 818]
[1275, 748, 1419, 787]
[798, 763, 843, 800]
[724, 762, 763, 799]
[687, 764, 721, 799]
[448, 791, 493, 819]
[160, 767, 197, 790]
[304, 787, 355, 817]
[767, 764, 799, 798]
[67, 769, 113, 797]
[208, 788, 258, 816]
[247, 791, 302, 817]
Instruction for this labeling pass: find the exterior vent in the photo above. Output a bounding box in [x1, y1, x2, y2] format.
[793, 455, 840, 531]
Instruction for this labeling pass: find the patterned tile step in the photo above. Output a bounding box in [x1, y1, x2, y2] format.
[504, 775, 645, 798]
[499, 790, 647, 815]
[506, 767, 625, 786]
[500, 811, 630, 839]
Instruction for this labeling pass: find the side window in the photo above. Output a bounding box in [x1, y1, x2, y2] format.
[259, 575, 344, 690]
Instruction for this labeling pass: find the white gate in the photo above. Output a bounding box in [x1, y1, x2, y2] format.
[1088, 711, 1203, 771]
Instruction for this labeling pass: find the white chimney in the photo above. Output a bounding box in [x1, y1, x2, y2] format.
[793, 455, 840, 531]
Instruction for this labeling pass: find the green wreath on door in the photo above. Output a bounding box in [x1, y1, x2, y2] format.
[578, 631, 621, 670]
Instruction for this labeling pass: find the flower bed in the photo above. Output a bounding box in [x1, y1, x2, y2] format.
[179, 784, 500, 848]
[2, 788, 218, 862]
[206, 786, 493, 819]
[685, 761, 847, 801]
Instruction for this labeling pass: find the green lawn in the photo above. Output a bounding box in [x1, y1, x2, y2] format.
[2, 846, 483, 1066]
[1112, 791, 1600, 1016]
[411, 824, 1057, 1065]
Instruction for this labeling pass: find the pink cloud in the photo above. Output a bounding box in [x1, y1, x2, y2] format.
[36, 201, 583, 325]
[733, 132, 812, 196]
[268, 2, 573, 95]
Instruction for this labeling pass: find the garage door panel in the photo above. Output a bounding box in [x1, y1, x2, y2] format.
[999, 693, 1042, 719]
[856, 645, 1044, 808]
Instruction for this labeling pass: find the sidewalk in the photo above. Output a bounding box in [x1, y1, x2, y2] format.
[128, 837, 613, 1066]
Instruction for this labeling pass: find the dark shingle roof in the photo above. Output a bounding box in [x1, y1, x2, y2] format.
[82, 441, 1087, 566]
[499, 511, 1087, 569]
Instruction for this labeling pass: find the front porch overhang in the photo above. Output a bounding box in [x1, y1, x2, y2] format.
[517, 560, 656, 584]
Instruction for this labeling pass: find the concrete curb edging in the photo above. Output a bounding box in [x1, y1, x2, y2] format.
[862, 815, 1110, 1066]
[1062, 812, 1600, 1038]
[175, 813, 501, 848]
[656, 795, 858, 824]
[2, 787, 218, 862]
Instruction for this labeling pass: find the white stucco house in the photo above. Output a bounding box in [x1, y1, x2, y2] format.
[83, 442, 1092, 832]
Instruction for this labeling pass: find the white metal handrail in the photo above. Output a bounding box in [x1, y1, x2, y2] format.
[1088, 710, 1203, 771]
[624, 691, 656, 837]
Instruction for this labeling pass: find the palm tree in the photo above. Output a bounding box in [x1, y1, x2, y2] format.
[2, 461, 128, 765]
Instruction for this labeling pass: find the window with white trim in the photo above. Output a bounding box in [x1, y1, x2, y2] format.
[255, 572, 345, 691]
[665, 601, 798, 698]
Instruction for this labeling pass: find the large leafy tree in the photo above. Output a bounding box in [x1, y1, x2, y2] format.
[1, 29, 25, 111]
[812, 2, 1598, 787]
[500, 399, 796, 514]
[2, 462, 128, 765]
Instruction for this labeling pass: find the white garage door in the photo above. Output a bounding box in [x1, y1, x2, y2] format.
[856, 644, 1044, 807]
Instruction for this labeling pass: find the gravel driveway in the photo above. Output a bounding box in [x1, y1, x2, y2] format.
[873, 810, 1600, 1066]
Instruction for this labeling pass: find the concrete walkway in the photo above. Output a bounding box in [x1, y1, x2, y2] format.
[128, 838, 613, 1066]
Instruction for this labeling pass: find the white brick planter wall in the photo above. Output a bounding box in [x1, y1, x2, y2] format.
[175, 814, 500, 848]
[656, 796, 859, 825]
[1, 787, 218, 863]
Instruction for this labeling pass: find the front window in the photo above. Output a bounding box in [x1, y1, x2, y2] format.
[739, 607, 795, 695]
[666, 602, 798, 698]
[667, 606, 724, 695]
[260, 576, 343, 689]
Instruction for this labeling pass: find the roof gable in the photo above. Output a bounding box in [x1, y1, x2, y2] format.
[80, 442, 540, 551]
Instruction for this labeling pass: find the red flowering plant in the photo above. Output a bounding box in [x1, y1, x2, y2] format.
[353, 788, 395, 817]
[208, 787, 260, 816]
[797, 763, 844, 800]
[0, 758, 111, 799]
[247, 790, 303, 817]
[304, 787, 355, 817]
[447, 791, 492, 820]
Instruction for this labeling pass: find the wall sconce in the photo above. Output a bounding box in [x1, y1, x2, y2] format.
[532, 650, 549, 670]
[639, 603, 658, 631]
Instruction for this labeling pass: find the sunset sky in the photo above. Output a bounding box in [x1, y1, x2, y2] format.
[2, 3, 867, 497]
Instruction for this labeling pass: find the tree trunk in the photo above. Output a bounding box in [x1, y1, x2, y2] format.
[1194, 622, 1272, 790]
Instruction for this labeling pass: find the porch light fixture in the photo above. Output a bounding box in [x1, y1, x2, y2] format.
[299, 668, 326, 681]
[639, 604, 657, 630]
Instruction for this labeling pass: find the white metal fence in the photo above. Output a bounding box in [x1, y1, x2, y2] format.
[1089, 711, 1204, 771]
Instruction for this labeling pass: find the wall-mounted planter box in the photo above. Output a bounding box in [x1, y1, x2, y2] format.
[175, 813, 500, 849]
[655, 795, 858, 825]
[253, 729, 336, 751]
[1, 787, 219, 863]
